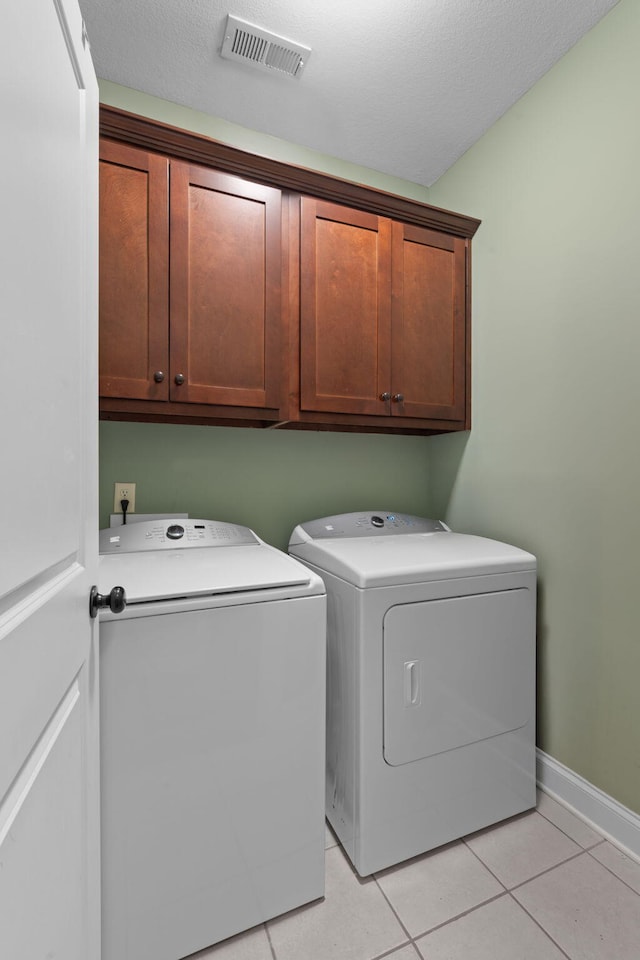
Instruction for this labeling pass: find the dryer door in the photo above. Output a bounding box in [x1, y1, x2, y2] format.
[383, 589, 534, 766]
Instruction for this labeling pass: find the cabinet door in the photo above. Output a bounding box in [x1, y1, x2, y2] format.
[99, 141, 169, 399]
[390, 222, 466, 420]
[300, 198, 392, 416]
[169, 163, 283, 409]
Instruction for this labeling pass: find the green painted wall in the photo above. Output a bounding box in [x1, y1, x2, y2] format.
[97, 83, 434, 548]
[100, 422, 430, 551]
[427, 0, 640, 813]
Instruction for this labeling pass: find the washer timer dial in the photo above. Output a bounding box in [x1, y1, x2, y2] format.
[166, 524, 185, 540]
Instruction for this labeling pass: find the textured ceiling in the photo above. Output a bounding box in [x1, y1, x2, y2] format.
[79, 0, 619, 187]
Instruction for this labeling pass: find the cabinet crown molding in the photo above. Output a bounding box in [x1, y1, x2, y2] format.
[99, 105, 481, 240]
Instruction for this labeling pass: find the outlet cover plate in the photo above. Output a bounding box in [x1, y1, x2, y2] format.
[113, 482, 136, 513]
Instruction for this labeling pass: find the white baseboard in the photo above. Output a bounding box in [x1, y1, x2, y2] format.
[537, 749, 640, 861]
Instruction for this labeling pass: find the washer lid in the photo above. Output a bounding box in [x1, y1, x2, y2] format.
[290, 532, 536, 587]
[98, 541, 318, 604]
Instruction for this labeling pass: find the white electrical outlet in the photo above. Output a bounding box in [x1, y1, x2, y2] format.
[114, 482, 136, 514]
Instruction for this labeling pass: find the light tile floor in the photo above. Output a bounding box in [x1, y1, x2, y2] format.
[190, 792, 640, 960]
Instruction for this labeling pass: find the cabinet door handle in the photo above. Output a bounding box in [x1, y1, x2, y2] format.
[153, 371, 165, 383]
[392, 393, 404, 403]
[379, 392, 391, 401]
[174, 373, 185, 385]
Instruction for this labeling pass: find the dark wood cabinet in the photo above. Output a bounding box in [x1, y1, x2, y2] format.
[98, 107, 479, 434]
[300, 199, 392, 417]
[296, 199, 467, 429]
[169, 163, 283, 410]
[99, 140, 169, 401]
[99, 144, 286, 424]
[389, 222, 466, 422]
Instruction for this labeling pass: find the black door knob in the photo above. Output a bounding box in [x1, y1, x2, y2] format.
[89, 585, 126, 619]
[174, 373, 185, 385]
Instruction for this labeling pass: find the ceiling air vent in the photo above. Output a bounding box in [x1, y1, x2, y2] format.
[221, 15, 311, 78]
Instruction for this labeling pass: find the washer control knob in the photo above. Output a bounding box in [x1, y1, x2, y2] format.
[166, 524, 185, 540]
[370, 515, 385, 528]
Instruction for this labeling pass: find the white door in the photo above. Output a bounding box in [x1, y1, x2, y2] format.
[0, 1, 99, 958]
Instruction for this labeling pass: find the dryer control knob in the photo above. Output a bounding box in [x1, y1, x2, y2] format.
[371, 515, 385, 528]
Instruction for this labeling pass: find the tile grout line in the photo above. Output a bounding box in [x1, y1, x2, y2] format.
[370, 840, 513, 947]
[506, 891, 574, 960]
[455, 831, 603, 956]
[369, 940, 419, 960]
[536, 803, 609, 852]
[585, 844, 640, 900]
[370, 855, 462, 956]
[508, 848, 591, 894]
[306, 843, 416, 960]
[371, 871, 414, 944]
[462, 828, 597, 895]
[264, 920, 278, 960]
[462, 835, 512, 889]
[408, 890, 511, 942]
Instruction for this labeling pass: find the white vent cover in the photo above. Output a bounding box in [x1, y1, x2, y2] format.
[221, 15, 311, 78]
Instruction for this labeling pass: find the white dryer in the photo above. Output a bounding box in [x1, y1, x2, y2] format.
[289, 511, 537, 877]
[98, 518, 326, 960]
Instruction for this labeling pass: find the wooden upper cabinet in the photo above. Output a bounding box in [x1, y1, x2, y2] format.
[99, 140, 169, 400]
[300, 198, 468, 425]
[98, 107, 480, 433]
[300, 198, 392, 416]
[169, 163, 283, 409]
[390, 223, 466, 421]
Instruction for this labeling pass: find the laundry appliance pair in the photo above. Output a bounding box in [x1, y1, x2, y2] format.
[97, 509, 536, 960]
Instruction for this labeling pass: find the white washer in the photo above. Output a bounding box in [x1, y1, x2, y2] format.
[289, 511, 537, 877]
[98, 518, 326, 960]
